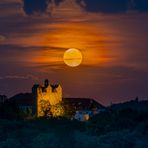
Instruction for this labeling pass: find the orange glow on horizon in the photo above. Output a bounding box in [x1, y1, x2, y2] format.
[22, 22, 115, 67]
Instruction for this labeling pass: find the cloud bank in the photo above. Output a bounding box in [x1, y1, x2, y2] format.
[23, 0, 63, 15]
[76, 0, 148, 13]
[22, 0, 148, 15]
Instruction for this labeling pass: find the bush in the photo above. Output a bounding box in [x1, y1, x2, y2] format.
[74, 131, 99, 148]
[0, 138, 21, 148]
[32, 133, 58, 148]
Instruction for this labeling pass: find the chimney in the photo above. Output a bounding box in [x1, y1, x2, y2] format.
[44, 79, 49, 88]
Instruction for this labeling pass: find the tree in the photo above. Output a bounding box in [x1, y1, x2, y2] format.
[49, 103, 65, 117]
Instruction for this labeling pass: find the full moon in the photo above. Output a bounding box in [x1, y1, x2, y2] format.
[63, 48, 83, 67]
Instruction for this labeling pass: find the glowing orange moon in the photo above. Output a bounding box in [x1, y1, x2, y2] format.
[63, 48, 83, 67]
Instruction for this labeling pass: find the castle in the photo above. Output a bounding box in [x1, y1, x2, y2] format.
[32, 79, 62, 117]
[8, 79, 105, 120]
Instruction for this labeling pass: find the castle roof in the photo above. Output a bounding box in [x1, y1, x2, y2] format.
[63, 98, 105, 110]
[9, 93, 34, 106]
[8, 93, 105, 111]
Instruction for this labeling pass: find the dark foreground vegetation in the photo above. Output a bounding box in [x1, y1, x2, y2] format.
[0, 109, 148, 148]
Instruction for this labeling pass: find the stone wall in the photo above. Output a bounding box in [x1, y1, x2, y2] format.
[32, 81, 62, 117]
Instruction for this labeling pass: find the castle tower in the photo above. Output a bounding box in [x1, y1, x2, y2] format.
[32, 80, 62, 117]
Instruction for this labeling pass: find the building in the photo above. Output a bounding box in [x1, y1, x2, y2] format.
[8, 93, 34, 115]
[9, 80, 105, 120]
[32, 79, 62, 117]
[9, 80, 62, 117]
[63, 98, 106, 121]
[74, 110, 91, 121]
[0, 95, 7, 103]
[74, 109, 106, 121]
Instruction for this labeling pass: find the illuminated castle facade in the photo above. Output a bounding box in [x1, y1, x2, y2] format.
[32, 80, 62, 117]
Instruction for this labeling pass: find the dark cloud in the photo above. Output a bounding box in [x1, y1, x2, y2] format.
[23, 0, 48, 15]
[0, 44, 65, 51]
[0, 44, 66, 66]
[0, 44, 65, 60]
[0, 75, 38, 80]
[76, 0, 148, 13]
[76, 0, 129, 13]
[134, 0, 148, 12]
[23, 0, 64, 15]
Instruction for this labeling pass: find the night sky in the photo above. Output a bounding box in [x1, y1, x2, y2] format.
[0, 0, 148, 105]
